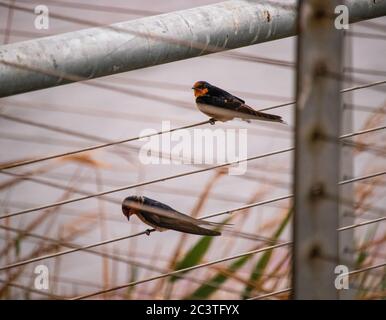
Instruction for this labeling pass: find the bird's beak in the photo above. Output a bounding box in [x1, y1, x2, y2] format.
[123, 207, 131, 221]
[191, 87, 195, 90]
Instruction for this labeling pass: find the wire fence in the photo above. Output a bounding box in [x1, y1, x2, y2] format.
[0, 0, 385, 300]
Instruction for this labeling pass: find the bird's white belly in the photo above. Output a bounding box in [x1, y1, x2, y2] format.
[196, 103, 234, 122]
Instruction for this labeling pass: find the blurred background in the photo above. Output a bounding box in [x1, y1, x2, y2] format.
[0, 0, 385, 299]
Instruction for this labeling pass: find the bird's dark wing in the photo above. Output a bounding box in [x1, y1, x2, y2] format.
[196, 95, 255, 116]
[196, 95, 241, 110]
[210, 85, 245, 104]
[142, 197, 177, 214]
[142, 197, 202, 224]
[196, 95, 284, 122]
[142, 212, 221, 236]
[140, 197, 226, 235]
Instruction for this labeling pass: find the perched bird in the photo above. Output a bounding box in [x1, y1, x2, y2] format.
[122, 196, 228, 236]
[192, 81, 286, 124]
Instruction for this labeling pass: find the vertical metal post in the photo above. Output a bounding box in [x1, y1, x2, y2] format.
[293, 0, 343, 299]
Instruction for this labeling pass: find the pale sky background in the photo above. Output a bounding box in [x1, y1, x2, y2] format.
[0, 0, 385, 299]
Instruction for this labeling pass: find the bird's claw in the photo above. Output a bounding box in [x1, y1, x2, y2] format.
[209, 118, 216, 125]
[145, 229, 152, 236]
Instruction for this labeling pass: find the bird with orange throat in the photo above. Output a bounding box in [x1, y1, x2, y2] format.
[192, 81, 286, 125]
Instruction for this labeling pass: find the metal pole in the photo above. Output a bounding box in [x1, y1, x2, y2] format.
[293, 0, 343, 299]
[0, 0, 386, 97]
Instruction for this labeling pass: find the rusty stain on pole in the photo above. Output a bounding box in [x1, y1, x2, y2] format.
[0, 0, 386, 97]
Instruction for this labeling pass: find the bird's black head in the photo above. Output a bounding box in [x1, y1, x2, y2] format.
[122, 196, 144, 221]
[192, 81, 212, 97]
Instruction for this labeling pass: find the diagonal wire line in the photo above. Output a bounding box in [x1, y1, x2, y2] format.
[345, 262, 386, 277]
[0, 59, 194, 110]
[2, 169, 290, 212]
[248, 261, 386, 300]
[339, 170, 386, 186]
[0, 113, 137, 151]
[0, 112, 139, 166]
[0, 229, 152, 271]
[70, 241, 292, 300]
[0, 194, 293, 271]
[0, 147, 294, 220]
[313, 131, 386, 158]
[1, 211, 383, 272]
[199, 195, 293, 220]
[342, 79, 386, 93]
[1, 170, 121, 206]
[0, 117, 210, 170]
[0, 56, 294, 116]
[3, 99, 293, 140]
[328, 193, 386, 220]
[339, 140, 386, 158]
[340, 125, 386, 139]
[0, 278, 65, 299]
[346, 103, 386, 114]
[0, 124, 384, 219]
[1, 111, 271, 172]
[218, 51, 386, 84]
[0, 225, 259, 295]
[1, 155, 385, 222]
[1, 189, 384, 272]
[338, 216, 386, 232]
[248, 287, 291, 300]
[71, 258, 386, 300]
[0, 106, 287, 171]
[0, 220, 281, 253]
[19, 0, 162, 16]
[0, 41, 383, 169]
[0, 102, 384, 173]
[260, 79, 386, 112]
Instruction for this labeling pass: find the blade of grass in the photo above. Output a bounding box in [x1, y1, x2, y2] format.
[183, 208, 292, 300]
[355, 225, 380, 298]
[169, 217, 229, 283]
[241, 208, 292, 299]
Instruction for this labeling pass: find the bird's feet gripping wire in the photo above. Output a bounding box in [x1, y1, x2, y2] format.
[145, 229, 152, 236]
[209, 118, 217, 125]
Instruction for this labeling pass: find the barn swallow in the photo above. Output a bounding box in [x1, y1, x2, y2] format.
[122, 196, 228, 236]
[192, 81, 286, 124]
